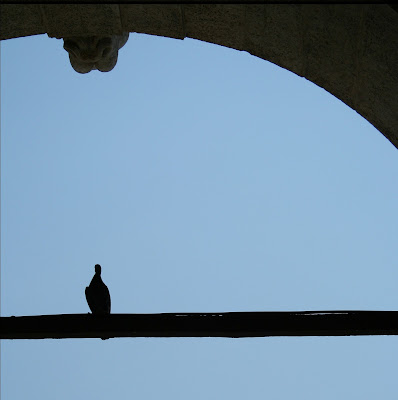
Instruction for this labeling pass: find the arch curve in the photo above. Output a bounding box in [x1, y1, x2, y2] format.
[1, 4, 397, 149]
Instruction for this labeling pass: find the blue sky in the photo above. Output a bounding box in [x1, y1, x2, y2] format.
[1, 32, 398, 399]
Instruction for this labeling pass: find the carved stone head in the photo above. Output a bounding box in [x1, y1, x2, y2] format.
[62, 32, 129, 73]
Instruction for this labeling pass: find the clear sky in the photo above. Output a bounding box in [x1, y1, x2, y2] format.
[1, 32, 398, 399]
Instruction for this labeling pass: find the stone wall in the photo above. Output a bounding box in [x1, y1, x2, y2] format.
[1, 4, 397, 149]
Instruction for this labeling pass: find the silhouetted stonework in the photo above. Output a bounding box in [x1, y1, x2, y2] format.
[61, 33, 129, 73]
[0, 4, 397, 149]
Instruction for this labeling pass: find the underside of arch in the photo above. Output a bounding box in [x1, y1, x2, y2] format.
[1, 4, 397, 149]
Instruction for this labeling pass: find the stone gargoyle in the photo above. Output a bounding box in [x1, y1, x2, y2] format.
[61, 32, 129, 73]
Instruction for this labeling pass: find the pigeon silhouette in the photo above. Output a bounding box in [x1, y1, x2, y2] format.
[85, 264, 111, 315]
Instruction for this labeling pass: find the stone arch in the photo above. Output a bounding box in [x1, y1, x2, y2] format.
[1, 4, 397, 149]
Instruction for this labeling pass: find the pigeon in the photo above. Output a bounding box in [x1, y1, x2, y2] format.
[85, 264, 111, 315]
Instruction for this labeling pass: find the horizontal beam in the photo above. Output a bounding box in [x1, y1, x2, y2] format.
[1, 311, 398, 340]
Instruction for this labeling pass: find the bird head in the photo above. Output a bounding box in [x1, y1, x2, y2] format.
[95, 264, 102, 274]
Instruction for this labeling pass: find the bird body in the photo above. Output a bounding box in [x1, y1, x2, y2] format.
[85, 264, 111, 314]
